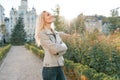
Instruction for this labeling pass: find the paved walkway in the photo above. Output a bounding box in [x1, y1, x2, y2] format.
[0, 46, 43, 80]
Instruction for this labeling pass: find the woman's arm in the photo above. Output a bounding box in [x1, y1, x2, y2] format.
[58, 31, 71, 38]
[40, 31, 68, 55]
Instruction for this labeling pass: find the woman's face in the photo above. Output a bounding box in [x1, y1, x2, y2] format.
[44, 12, 54, 24]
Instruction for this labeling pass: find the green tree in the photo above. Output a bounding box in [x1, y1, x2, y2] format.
[110, 8, 119, 17]
[69, 13, 86, 35]
[10, 17, 26, 45]
[107, 8, 120, 33]
[53, 5, 66, 31]
[75, 13, 86, 34]
[103, 16, 120, 34]
[108, 17, 120, 33]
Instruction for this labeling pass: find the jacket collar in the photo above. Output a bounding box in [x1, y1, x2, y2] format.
[44, 28, 58, 35]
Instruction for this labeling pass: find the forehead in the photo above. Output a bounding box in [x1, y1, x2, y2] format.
[44, 11, 51, 15]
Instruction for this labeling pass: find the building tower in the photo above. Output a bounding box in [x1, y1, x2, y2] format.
[0, 4, 5, 25]
[19, 0, 28, 11]
[9, 0, 37, 41]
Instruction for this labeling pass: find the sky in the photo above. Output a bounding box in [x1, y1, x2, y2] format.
[0, 0, 120, 20]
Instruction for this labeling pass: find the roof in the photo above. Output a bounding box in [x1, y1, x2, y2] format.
[85, 16, 101, 22]
[0, 4, 4, 9]
[22, 0, 27, 1]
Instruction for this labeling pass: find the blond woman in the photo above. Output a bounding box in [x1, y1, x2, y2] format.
[35, 11, 68, 80]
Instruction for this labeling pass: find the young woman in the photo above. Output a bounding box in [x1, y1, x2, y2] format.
[35, 11, 68, 80]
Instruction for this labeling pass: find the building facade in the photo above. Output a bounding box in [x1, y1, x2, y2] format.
[4, 17, 10, 42]
[0, 4, 5, 26]
[84, 16, 102, 32]
[0, 4, 5, 42]
[9, 0, 37, 41]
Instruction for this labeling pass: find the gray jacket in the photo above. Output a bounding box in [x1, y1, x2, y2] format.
[39, 28, 68, 67]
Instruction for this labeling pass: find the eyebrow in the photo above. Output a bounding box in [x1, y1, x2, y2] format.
[43, 11, 46, 13]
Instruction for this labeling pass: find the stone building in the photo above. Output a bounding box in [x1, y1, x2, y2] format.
[84, 16, 102, 32]
[0, 4, 5, 26]
[0, 4, 5, 42]
[9, 0, 37, 41]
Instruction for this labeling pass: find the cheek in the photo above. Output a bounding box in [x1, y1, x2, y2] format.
[50, 17, 54, 22]
[45, 17, 54, 23]
[47, 17, 53, 22]
[45, 17, 49, 23]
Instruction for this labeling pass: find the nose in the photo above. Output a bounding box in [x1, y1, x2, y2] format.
[51, 15, 54, 18]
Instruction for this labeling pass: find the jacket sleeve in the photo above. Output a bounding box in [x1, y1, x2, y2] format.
[58, 31, 66, 37]
[57, 42, 67, 56]
[39, 31, 68, 55]
[58, 31, 70, 38]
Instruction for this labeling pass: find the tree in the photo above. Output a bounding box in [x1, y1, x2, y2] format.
[10, 17, 26, 45]
[111, 9, 119, 17]
[102, 8, 120, 33]
[110, 7, 120, 17]
[108, 7, 120, 33]
[53, 5, 66, 31]
[75, 13, 86, 34]
[108, 17, 120, 32]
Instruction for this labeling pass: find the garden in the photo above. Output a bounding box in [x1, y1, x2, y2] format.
[25, 31, 120, 80]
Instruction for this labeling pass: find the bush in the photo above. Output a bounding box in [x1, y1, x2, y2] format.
[24, 43, 117, 80]
[63, 33, 120, 78]
[64, 59, 117, 80]
[0, 44, 11, 60]
[88, 41, 120, 77]
[25, 44, 44, 59]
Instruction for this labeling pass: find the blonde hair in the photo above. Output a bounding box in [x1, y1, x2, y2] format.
[35, 11, 46, 46]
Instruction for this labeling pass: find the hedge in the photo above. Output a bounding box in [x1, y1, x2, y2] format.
[25, 44, 44, 59]
[0, 44, 11, 60]
[63, 33, 120, 78]
[64, 59, 119, 80]
[24, 43, 117, 80]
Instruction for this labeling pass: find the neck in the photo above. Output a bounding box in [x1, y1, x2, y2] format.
[45, 23, 52, 29]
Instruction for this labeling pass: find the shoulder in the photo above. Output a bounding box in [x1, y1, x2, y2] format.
[39, 29, 53, 39]
[39, 29, 46, 34]
[40, 28, 53, 35]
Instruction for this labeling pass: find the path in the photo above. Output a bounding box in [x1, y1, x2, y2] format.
[0, 46, 43, 80]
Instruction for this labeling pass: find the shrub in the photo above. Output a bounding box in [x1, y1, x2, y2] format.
[63, 33, 120, 78]
[25, 44, 44, 59]
[64, 59, 117, 80]
[25, 43, 117, 80]
[0, 44, 11, 60]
